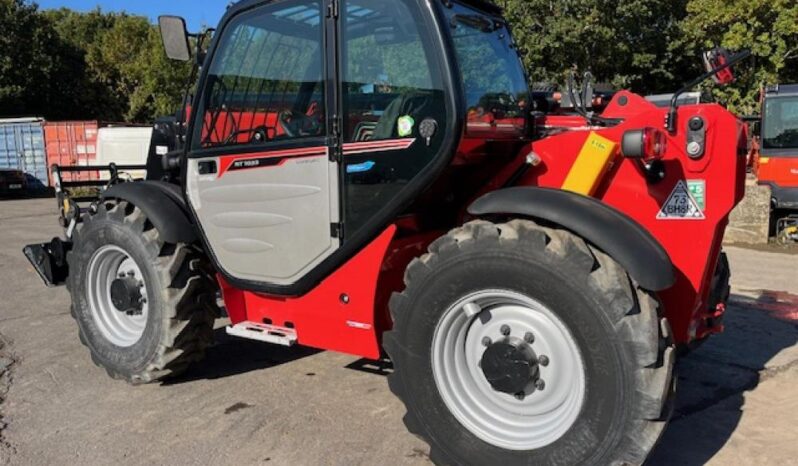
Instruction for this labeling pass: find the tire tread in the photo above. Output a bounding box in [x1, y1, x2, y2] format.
[385, 219, 676, 466]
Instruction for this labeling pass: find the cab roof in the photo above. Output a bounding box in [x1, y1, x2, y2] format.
[766, 84, 798, 96]
[222, 0, 504, 24]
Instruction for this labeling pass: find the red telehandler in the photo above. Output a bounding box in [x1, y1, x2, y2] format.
[23, 1, 750, 464]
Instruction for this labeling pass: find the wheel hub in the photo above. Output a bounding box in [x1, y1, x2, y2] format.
[86, 245, 149, 347]
[480, 339, 540, 395]
[110, 276, 144, 315]
[432, 290, 586, 450]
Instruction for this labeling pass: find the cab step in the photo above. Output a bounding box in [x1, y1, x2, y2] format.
[226, 321, 298, 347]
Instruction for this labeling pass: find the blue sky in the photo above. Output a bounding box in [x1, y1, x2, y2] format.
[35, 0, 228, 30]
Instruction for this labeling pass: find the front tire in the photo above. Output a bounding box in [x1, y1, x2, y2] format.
[66, 199, 216, 384]
[384, 220, 675, 465]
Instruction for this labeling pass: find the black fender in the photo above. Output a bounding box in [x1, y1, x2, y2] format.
[101, 181, 197, 244]
[468, 187, 675, 291]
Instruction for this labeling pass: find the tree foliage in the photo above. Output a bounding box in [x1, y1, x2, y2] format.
[502, 0, 693, 93]
[679, 0, 798, 114]
[0, 0, 190, 122]
[0, 0, 797, 121]
[501, 0, 798, 112]
[0, 0, 60, 115]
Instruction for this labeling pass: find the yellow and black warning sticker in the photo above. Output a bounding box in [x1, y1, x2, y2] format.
[657, 180, 706, 220]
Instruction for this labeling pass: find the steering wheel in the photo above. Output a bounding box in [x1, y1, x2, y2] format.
[278, 110, 321, 138]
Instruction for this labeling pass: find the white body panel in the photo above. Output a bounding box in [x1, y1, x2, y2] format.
[186, 149, 339, 285]
[96, 127, 153, 180]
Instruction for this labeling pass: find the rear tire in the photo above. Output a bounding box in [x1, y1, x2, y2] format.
[384, 220, 675, 465]
[66, 199, 216, 384]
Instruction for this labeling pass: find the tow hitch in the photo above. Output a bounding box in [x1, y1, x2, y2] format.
[23, 238, 71, 287]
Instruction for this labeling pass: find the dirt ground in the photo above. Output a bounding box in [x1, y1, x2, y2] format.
[1, 198, 796, 466]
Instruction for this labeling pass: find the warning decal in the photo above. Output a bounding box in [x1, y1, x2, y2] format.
[657, 180, 705, 220]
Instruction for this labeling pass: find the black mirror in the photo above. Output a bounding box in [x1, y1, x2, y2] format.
[159, 16, 191, 62]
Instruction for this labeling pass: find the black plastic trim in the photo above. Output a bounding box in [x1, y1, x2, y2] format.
[759, 148, 798, 157]
[102, 182, 197, 244]
[763, 181, 798, 209]
[451, 0, 503, 16]
[468, 187, 676, 291]
[183, 0, 464, 297]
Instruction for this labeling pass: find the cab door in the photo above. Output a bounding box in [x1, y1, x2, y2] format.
[337, 0, 452, 238]
[185, 0, 339, 286]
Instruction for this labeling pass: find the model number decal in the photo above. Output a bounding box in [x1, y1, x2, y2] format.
[657, 180, 706, 220]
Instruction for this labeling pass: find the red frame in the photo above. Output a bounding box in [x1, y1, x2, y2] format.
[220, 91, 747, 358]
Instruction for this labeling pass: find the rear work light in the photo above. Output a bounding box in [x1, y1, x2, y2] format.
[621, 127, 666, 162]
[621, 127, 667, 183]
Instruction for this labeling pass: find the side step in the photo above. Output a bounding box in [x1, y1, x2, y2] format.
[226, 321, 298, 347]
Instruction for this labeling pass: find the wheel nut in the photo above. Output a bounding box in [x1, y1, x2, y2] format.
[500, 325, 511, 336]
[535, 379, 546, 391]
[524, 332, 535, 343]
[538, 355, 549, 366]
[481, 337, 492, 347]
[514, 391, 525, 400]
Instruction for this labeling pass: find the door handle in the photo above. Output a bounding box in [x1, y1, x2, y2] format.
[198, 161, 218, 175]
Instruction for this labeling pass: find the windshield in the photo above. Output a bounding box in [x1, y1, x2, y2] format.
[447, 3, 529, 137]
[763, 96, 798, 151]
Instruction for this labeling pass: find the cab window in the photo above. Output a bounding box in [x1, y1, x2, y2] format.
[340, 0, 448, 235]
[342, 0, 440, 142]
[763, 96, 798, 151]
[447, 2, 529, 137]
[193, 1, 325, 150]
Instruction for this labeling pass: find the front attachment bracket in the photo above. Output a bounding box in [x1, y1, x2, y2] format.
[22, 238, 72, 287]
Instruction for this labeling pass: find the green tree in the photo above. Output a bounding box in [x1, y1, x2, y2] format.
[0, 0, 60, 116]
[1, 2, 191, 122]
[501, 0, 693, 94]
[680, 0, 798, 113]
[85, 13, 191, 122]
[42, 7, 122, 120]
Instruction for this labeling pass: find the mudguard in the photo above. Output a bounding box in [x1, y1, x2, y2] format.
[101, 181, 197, 244]
[468, 187, 675, 291]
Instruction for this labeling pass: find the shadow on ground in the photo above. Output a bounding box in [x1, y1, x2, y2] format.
[165, 328, 321, 385]
[0, 188, 55, 201]
[648, 291, 798, 465]
[160, 290, 798, 465]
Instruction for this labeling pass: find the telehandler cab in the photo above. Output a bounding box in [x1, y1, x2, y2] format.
[24, 1, 749, 464]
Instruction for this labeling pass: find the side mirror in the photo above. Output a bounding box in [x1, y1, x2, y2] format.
[703, 48, 735, 85]
[159, 16, 191, 62]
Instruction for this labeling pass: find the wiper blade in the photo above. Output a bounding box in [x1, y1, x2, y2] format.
[450, 14, 497, 32]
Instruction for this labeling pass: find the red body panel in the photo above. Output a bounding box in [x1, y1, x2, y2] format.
[756, 155, 798, 188]
[524, 92, 746, 342]
[219, 91, 747, 357]
[220, 226, 398, 359]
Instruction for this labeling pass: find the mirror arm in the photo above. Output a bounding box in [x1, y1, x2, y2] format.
[665, 49, 751, 133]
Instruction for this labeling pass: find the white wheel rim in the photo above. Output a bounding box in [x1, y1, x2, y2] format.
[86, 245, 149, 347]
[432, 290, 586, 450]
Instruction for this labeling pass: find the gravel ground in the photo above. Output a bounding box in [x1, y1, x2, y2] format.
[1, 198, 796, 465]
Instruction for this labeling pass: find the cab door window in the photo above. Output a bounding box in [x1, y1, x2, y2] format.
[447, 2, 529, 137]
[341, 0, 448, 235]
[193, 1, 325, 150]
